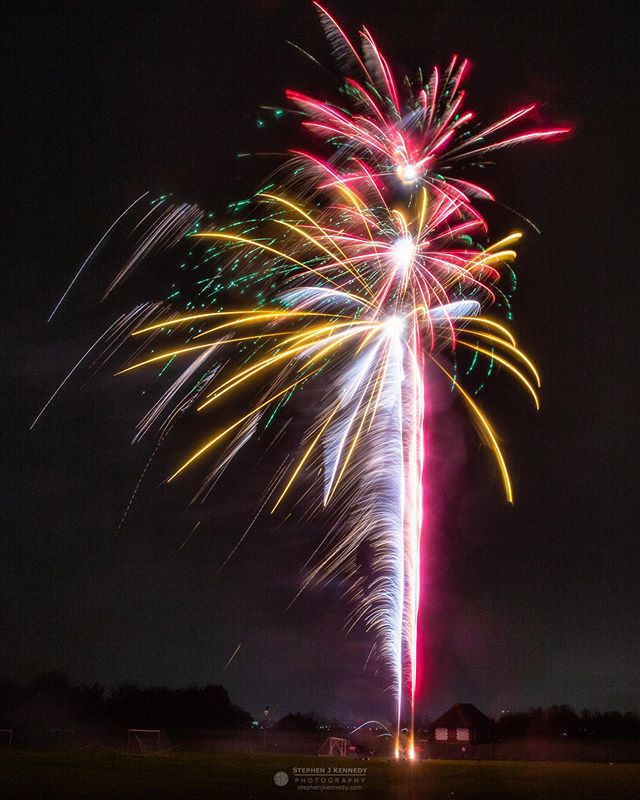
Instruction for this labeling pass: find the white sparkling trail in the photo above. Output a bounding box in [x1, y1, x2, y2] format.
[47, 191, 149, 322]
[222, 643, 242, 673]
[31, 304, 150, 429]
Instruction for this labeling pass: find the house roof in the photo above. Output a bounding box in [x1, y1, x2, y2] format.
[431, 703, 492, 729]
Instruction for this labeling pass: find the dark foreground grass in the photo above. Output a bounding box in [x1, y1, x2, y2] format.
[1, 749, 638, 799]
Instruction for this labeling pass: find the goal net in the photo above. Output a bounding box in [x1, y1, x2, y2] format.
[319, 736, 347, 757]
[0, 729, 13, 746]
[126, 728, 164, 754]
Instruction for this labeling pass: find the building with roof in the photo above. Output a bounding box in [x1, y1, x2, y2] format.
[430, 703, 493, 745]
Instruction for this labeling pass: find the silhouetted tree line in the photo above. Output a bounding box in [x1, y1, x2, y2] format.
[495, 705, 640, 739]
[0, 672, 252, 730]
[272, 706, 640, 739]
[2, 675, 639, 738]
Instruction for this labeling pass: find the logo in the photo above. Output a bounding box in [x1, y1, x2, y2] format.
[273, 771, 289, 787]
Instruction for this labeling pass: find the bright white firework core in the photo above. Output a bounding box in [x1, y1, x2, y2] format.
[384, 315, 405, 338]
[396, 163, 419, 184]
[391, 236, 415, 273]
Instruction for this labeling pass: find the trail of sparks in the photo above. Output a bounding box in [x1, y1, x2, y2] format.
[48, 192, 150, 322]
[32, 303, 156, 429]
[53, 2, 567, 757]
[222, 643, 242, 673]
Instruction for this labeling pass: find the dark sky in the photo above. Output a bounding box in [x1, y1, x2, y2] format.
[2, 0, 638, 723]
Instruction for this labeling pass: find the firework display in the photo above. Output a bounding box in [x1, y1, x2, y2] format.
[53, 3, 568, 757]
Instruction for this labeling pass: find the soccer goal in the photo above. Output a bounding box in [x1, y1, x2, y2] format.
[126, 728, 163, 754]
[319, 736, 347, 757]
[0, 729, 13, 746]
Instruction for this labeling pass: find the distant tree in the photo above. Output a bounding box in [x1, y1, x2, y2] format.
[537, 705, 580, 737]
[496, 706, 640, 739]
[495, 711, 532, 738]
[29, 671, 69, 695]
[68, 683, 105, 723]
[275, 712, 321, 732]
[106, 683, 252, 729]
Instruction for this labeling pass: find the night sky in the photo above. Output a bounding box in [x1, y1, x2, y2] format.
[2, 0, 638, 724]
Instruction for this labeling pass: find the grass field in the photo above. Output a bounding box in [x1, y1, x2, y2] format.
[1, 749, 638, 799]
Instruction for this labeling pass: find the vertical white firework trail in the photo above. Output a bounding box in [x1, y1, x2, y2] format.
[390, 327, 406, 752]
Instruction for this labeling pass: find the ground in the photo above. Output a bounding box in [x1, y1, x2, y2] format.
[1, 750, 638, 799]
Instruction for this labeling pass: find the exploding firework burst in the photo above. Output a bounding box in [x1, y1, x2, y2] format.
[47, 2, 567, 757]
